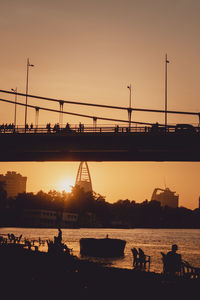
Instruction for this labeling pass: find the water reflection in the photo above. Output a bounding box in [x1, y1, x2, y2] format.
[0, 227, 200, 273]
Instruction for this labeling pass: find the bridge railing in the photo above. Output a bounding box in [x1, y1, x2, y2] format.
[0, 125, 158, 134]
[0, 124, 199, 134]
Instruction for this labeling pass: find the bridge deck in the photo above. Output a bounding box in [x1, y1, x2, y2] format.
[0, 126, 200, 161]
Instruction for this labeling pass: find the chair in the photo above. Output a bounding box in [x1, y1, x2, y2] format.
[131, 248, 139, 267]
[181, 261, 200, 279]
[132, 248, 151, 271]
[161, 252, 181, 276]
[141, 254, 151, 271]
[161, 252, 167, 274]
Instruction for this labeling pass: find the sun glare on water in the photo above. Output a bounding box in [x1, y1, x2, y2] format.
[56, 178, 74, 193]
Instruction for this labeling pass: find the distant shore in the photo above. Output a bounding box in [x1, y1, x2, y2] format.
[1, 225, 200, 229]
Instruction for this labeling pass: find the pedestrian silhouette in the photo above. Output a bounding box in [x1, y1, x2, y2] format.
[58, 228, 62, 244]
[65, 123, 70, 131]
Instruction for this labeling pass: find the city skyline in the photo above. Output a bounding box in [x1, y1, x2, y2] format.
[0, 162, 199, 210]
[1, 0, 200, 209]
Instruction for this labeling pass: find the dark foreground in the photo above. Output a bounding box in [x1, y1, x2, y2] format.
[0, 245, 199, 299]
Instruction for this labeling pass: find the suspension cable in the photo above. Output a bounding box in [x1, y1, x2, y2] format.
[0, 97, 155, 125]
[0, 89, 199, 116]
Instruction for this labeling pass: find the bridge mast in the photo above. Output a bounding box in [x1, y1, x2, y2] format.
[75, 162, 93, 193]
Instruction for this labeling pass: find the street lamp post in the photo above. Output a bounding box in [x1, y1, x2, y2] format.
[11, 87, 17, 127]
[165, 54, 169, 131]
[59, 100, 64, 128]
[25, 58, 34, 132]
[127, 84, 132, 130]
[35, 107, 39, 131]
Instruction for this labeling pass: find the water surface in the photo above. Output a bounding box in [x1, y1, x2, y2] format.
[1, 227, 199, 273]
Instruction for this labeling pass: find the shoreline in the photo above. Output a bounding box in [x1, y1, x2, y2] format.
[0, 244, 199, 298]
[1, 227, 200, 274]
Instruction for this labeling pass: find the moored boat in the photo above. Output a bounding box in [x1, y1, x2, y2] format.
[80, 236, 126, 257]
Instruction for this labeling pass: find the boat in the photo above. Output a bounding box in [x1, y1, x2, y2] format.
[79, 236, 126, 257]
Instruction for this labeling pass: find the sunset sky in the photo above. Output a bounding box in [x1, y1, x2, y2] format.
[1, 0, 200, 209]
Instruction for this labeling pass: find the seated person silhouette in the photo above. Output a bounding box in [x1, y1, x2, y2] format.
[165, 244, 182, 276]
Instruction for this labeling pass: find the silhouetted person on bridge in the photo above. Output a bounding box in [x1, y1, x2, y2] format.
[151, 122, 159, 133]
[115, 125, 119, 133]
[65, 123, 70, 131]
[79, 122, 84, 132]
[53, 123, 60, 133]
[46, 123, 51, 132]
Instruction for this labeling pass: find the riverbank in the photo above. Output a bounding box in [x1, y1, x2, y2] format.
[0, 244, 199, 299]
[1, 227, 200, 273]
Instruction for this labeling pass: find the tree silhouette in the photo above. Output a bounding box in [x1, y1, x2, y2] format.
[0, 181, 7, 209]
[2, 186, 200, 228]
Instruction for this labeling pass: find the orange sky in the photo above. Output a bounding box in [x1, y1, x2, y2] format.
[1, 0, 200, 209]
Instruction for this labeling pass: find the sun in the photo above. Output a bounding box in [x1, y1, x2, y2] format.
[56, 178, 75, 193]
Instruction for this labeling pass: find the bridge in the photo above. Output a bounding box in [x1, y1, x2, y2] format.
[0, 89, 200, 162]
[0, 124, 200, 162]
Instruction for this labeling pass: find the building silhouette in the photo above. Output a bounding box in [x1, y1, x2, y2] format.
[22, 208, 78, 228]
[75, 162, 92, 193]
[0, 171, 27, 197]
[151, 187, 179, 208]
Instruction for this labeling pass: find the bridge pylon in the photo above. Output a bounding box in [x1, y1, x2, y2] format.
[75, 162, 93, 193]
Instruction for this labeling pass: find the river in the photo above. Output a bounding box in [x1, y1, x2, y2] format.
[0, 227, 199, 273]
